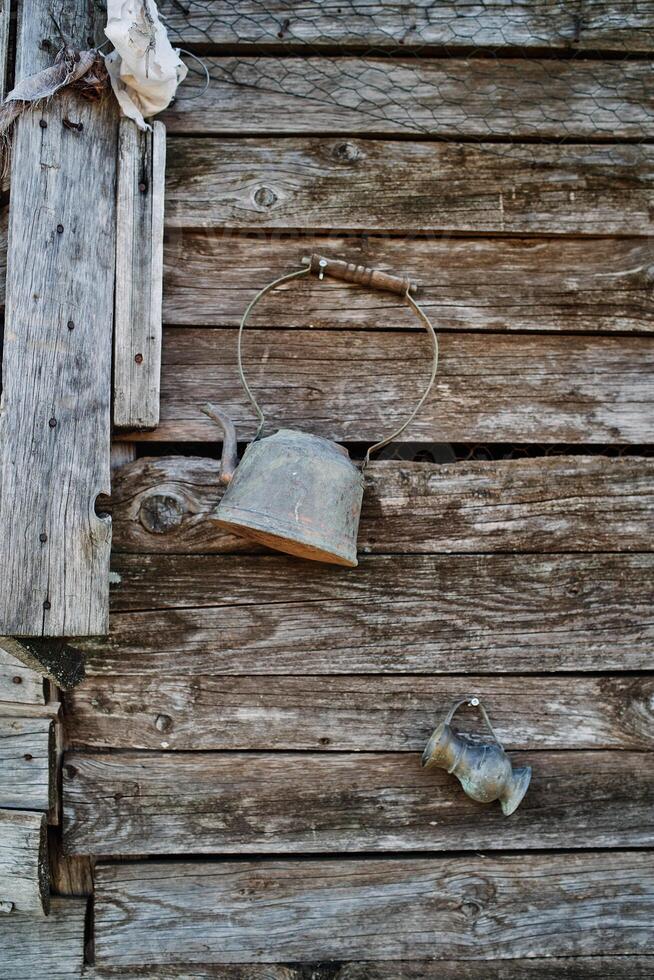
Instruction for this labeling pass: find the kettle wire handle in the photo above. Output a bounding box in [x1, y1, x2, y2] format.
[443, 697, 502, 746]
[236, 254, 439, 465]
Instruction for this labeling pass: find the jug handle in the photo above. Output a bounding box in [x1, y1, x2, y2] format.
[201, 404, 238, 485]
[235, 256, 439, 464]
[443, 697, 501, 745]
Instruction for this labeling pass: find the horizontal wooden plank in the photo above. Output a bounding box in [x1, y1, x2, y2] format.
[0, 646, 45, 704]
[83, 554, 654, 674]
[163, 234, 654, 333]
[94, 852, 654, 965]
[160, 0, 654, 52]
[83, 958, 654, 980]
[110, 455, 654, 555]
[64, 674, 654, 752]
[163, 58, 654, 139]
[0, 896, 86, 978]
[0, 809, 49, 914]
[165, 138, 654, 235]
[63, 749, 654, 856]
[124, 329, 654, 444]
[0, 717, 54, 813]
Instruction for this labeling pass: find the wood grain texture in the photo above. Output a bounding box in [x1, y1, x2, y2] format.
[0, 646, 45, 705]
[64, 674, 654, 752]
[122, 328, 654, 444]
[163, 234, 654, 334]
[0, 717, 54, 813]
[82, 553, 654, 675]
[0, 1, 117, 635]
[109, 455, 654, 555]
[162, 57, 654, 140]
[63, 749, 654, 856]
[0, 637, 86, 690]
[0, 809, 49, 914]
[94, 852, 654, 965]
[114, 119, 166, 430]
[0, 896, 86, 977]
[164, 138, 654, 235]
[160, 0, 654, 52]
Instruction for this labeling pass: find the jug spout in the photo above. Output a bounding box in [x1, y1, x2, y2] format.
[202, 404, 239, 486]
[499, 765, 532, 816]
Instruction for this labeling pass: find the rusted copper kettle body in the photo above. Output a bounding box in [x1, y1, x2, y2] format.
[422, 698, 531, 816]
[203, 254, 438, 567]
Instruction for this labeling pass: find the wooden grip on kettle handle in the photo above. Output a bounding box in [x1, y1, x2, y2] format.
[304, 254, 418, 296]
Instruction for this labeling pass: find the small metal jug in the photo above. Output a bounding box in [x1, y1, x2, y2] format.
[422, 697, 532, 816]
[203, 254, 438, 567]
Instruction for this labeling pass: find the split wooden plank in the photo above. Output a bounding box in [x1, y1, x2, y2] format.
[0, 0, 118, 636]
[0, 896, 86, 976]
[0, 637, 85, 690]
[165, 138, 654, 236]
[159, 0, 654, 52]
[109, 455, 654, 555]
[83, 958, 654, 980]
[0, 717, 54, 813]
[63, 674, 654, 752]
[63, 749, 654, 856]
[93, 852, 654, 965]
[0, 809, 49, 914]
[114, 119, 166, 430]
[0, 647, 45, 705]
[163, 234, 654, 334]
[83, 553, 654, 675]
[121, 328, 654, 445]
[162, 57, 654, 140]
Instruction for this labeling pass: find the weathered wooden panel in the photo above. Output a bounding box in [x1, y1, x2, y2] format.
[0, 717, 54, 813]
[163, 235, 654, 333]
[94, 852, 654, 965]
[123, 329, 654, 444]
[163, 58, 654, 140]
[114, 119, 166, 430]
[109, 455, 654, 555]
[165, 139, 654, 235]
[159, 0, 654, 52]
[0, 647, 45, 705]
[63, 750, 654, 856]
[0, 809, 49, 914]
[0, 896, 86, 977]
[0, 1, 117, 635]
[64, 674, 654, 752]
[84, 554, 653, 675]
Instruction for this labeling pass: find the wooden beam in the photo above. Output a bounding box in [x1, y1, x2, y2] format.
[0, 896, 86, 977]
[83, 554, 653, 675]
[109, 455, 654, 555]
[0, 1, 117, 636]
[63, 749, 654, 856]
[0, 809, 49, 914]
[158, 0, 654, 53]
[0, 717, 54, 814]
[114, 119, 166, 430]
[0, 637, 85, 690]
[165, 138, 654, 236]
[163, 234, 654, 334]
[0, 647, 45, 705]
[64, 674, 654, 752]
[93, 852, 654, 965]
[162, 58, 654, 140]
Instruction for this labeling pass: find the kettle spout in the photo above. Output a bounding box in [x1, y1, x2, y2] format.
[201, 404, 238, 485]
[500, 765, 532, 817]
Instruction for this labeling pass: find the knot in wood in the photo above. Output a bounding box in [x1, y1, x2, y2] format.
[333, 141, 361, 163]
[155, 713, 173, 733]
[139, 493, 185, 535]
[254, 186, 278, 208]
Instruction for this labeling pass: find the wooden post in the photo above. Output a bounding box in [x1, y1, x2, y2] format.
[0, 1, 118, 636]
[114, 118, 166, 430]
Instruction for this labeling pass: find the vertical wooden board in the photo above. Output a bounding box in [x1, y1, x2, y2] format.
[0, 646, 45, 704]
[0, 1, 117, 636]
[0, 809, 49, 914]
[0, 896, 86, 977]
[114, 119, 166, 430]
[0, 717, 54, 812]
[94, 853, 654, 965]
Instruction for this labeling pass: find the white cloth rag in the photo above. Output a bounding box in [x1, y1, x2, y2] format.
[105, 0, 187, 130]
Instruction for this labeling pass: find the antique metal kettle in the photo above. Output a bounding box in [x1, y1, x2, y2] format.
[422, 697, 532, 816]
[203, 254, 439, 567]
